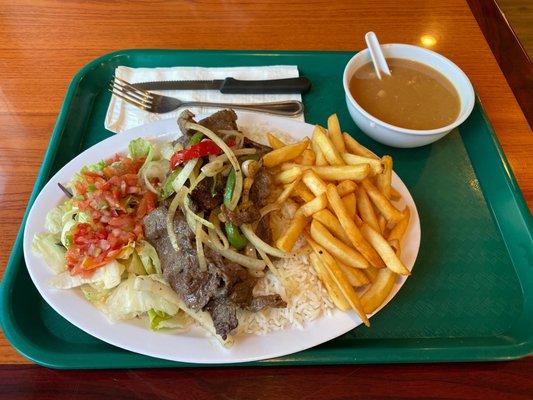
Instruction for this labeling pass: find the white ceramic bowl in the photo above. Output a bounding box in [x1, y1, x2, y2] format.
[343, 44, 475, 148]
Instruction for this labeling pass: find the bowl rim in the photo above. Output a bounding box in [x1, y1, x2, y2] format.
[342, 43, 475, 136]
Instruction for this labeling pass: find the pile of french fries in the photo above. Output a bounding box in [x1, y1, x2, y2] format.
[263, 114, 411, 326]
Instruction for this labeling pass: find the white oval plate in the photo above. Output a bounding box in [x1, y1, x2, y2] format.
[23, 112, 420, 364]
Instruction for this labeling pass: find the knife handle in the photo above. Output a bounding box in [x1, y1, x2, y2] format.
[220, 77, 311, 94]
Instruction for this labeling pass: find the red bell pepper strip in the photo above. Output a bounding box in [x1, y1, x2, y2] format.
[170, 139, 235, 169]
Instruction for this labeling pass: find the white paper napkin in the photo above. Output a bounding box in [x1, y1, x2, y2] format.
[105, 65, 304, 133]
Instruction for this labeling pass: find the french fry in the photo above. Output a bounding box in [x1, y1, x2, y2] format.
[275, 213, 308, 252]
[313, 165, 370, 182]
[281, 165, 370, 182]
[314, 126, 345, 166]
[263, 138, 309, 168]
[343, 133, 379, 159]
[361, 268, 397, 314]
[336, 180, 357, 197]
[357, 186, 381, 232]
[298, 193, 328, 217]
[312, 126, 329, 166]
[305, 233, 369, 326]
[341, 192, 356, 220]
[310, 253, 350, 311]
[326, 184, 384, 268]
[390, 187, 401, 201]
[293, 181, 315, 202]
[310, 219, 369, 269]
[388, 239, 400, 254]
[361, 179, 404, 227]
[338, 261, 370, 287]
[361, 224, 410, 275]
[267, 133, 286, 150]
[275, 176, 302, 204]
[302, 169, 327, 196]
[364, 267, 379, 282]
[375, 155, 393, 198]
[327, 114, 346, 153]
[342, 153, 383, 176]
[313, 209, 352, 246]
[378, 215, 387, 234]
[388, 207, 410, 244]
[276, 167, 302, 184]
[296, 149, 316, 166]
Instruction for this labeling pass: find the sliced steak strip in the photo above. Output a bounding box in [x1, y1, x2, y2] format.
[249, 167, 273, 208]
[243, 137, 272, 157]
[220, 204, 260, 226]
[246, 295, 286, 313]
[198, 109, 238, 133]
[189, 177, 224, 213]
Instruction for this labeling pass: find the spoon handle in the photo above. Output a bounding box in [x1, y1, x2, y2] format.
[365, 31, 391, 79]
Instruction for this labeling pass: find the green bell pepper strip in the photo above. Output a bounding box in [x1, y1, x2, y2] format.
[224, 222, 247, 250]
[223, 168, 236, 208]
[160, 167, 182, 199]
[189, 132, 203, 146]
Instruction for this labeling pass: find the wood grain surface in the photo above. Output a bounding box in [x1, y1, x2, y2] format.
[0, 0, 531, 397]
[0, 360, 532, 400]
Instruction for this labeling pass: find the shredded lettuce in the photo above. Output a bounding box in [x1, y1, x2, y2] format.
[148, 309, 185, 329]
[48, 260, 125, 289]
[44, 206, 65, 235]
[136, 241, 162, 274]
[81, 284, 111, 307]
[128, 137, 153, 159]
[85, 160, 106, 173]
[32, 233, 67, 274]
[76, 212, 92, 224]
[126, 251, 147, 276]
[102, 274, 182, 322]
[147, 309, 190, 330]
[60, 219, 77, 248]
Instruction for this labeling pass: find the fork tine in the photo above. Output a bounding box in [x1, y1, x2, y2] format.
[109, 81, 153, 105]
[112, 76, 154, 100]
[109, 88, 151, 111]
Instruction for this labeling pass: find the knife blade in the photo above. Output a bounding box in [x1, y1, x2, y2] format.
[131, 77, 311, 94]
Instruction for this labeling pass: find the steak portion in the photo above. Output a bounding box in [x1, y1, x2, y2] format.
[189, 177, 224, 214]
[198, 109, 238, 133]
[243, 137, 272, 157]
[250, 167, 273, 208]
[143, 206, 285, 339]
[175, 109, 238, 148]
[220, 204, 260, 226]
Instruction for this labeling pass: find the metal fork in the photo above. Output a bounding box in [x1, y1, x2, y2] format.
[109, 77, 304, 116]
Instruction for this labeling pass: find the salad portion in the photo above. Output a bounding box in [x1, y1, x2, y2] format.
[33, 110, 289, 341]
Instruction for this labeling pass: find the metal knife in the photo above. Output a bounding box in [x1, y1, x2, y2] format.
[131, 77, 311, 94]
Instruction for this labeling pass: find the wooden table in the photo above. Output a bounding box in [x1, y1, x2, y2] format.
[0, 0, 531, 398]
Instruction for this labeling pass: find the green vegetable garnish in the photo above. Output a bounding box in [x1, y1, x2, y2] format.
[224, 222, 248, 250]
[160, 168, 182, 199]
[223, 168, 236, 208]
[189, 132, 204, 146]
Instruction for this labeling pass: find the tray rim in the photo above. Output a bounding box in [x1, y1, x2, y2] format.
[1, 48, 532, 369]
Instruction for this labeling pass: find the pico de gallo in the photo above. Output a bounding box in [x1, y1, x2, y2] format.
[66, 154, 157, 276]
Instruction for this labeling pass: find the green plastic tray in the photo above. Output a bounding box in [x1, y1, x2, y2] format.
[1, 50, 532, 369]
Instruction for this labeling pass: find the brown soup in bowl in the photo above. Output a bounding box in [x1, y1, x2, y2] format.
[349, 58, 460, 130]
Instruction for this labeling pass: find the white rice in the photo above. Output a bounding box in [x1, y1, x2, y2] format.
[233, 248, 335, 336]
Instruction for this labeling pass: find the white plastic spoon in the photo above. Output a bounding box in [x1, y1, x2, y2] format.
[365, 31, 391, 79]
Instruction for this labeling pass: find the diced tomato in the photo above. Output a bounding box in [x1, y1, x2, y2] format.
[66, 154, 156, 275]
